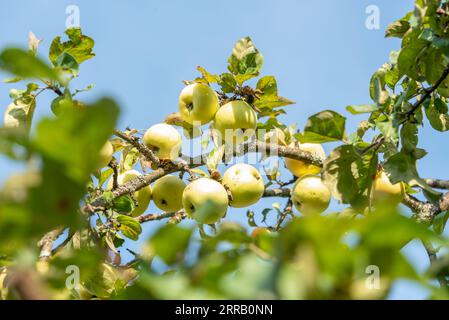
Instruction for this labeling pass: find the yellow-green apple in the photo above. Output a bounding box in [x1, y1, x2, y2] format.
[152, 175, 186, 212]
[213, 100, 257, 146]
[372, 171, 404, 205]
[143, 123, 181, 160]
[291, 175, 331, 215]
[222, 163, 264, 208]
[97, 140, 114, 169]
[178, 83, 219, 125]
[107, 169, 151, 217]
[285, 143, 325, 178]
[182, 178, 228, 224]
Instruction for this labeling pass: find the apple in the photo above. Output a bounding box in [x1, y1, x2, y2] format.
[182, 178, 228, 224]
[51, 96, 72, 116]
[97, 140, 113, 169]
[213, 100, 257, 146]
[152, 175, 186, 212]
[107, 169, 151, 217]
[143, 123, 182, 160]
[285, 143, 325, 178]
[222, 163, 265, 208]
[179, 83, 219, 125]
[51, 97, 85, 116]
[291, 175, 331, 215]
[372, 171, 404, 205]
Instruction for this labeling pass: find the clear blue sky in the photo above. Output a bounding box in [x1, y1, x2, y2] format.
[1, 0, 446, 299]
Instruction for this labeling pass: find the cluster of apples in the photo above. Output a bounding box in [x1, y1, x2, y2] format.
[96, 82, 404, 224]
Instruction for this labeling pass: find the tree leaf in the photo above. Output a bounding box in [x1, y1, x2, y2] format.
[117, 214, 142, 240]
[49, 28, 95, 65]
[346, 104, 378, 115]
[0, 48, 58, 80]
[218, 73, 236, 93]
[383, 149, 439, 195]
[322, 145, 377, 210]
[3, 96, 36, 135]
[296, 110, 346, 143]
[425, 98, 449, 132]
[227, 37, 263, 81]
[148, 224, 193, 265]
[113, 195, 136, 214]
[196, 66, 219, 84]
[256, 76, 277, 96]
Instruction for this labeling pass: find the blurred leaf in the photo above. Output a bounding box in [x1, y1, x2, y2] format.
[433, 211, 449, 235]
[148, 224, 193, 265]
[34, 98, 119, 183]
[0, 48, 58, 80]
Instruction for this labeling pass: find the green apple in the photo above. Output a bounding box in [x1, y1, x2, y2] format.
[291, 175, 331, 215]
[152, 175, 186, 212]
[51, 96, 73, 116]
[372, 171, 404, 205]
[222, 163, 265, 208]
[213, 100, 257, 146]
[97, 140, 113, 169]
[143, 123, 182, 160]
[107, 169, 151, 217]
[179, 83, 219, 125]
[182, 178, 228, 224]
[285, 143, 325, 178]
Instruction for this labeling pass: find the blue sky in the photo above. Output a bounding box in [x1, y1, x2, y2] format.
[1, 0, 446, 299]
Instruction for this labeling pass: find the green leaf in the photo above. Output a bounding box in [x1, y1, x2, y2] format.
[113, 195, 136, 214]
[34, 98, 119, 183]
[148, 224, 193, 265]
[296, 110, 346, 143]
[433, 211, 449, 235]
[54, 52, 79, 76]
[196, 66, 219, 83]
[256, 76, 277, 96]
[0, 48, 58, 80]
[117, 214, 142, 240]
[369, 70, 390, 105]
[397, 40, 428, 80]
[385, 19, 410, 38]
[254, 95, 295, 110]
[99, 168, 114, 187]
[346, 104, 378, 115]
[218, 73, 236, 93]
[425, 98, 449, 132]
[227, 37, 264, 81]
[383, 149, 439, 195]
[322, 145, 378, 210]
[376, 115, 399, 143]
[49, 28, 95, 65]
